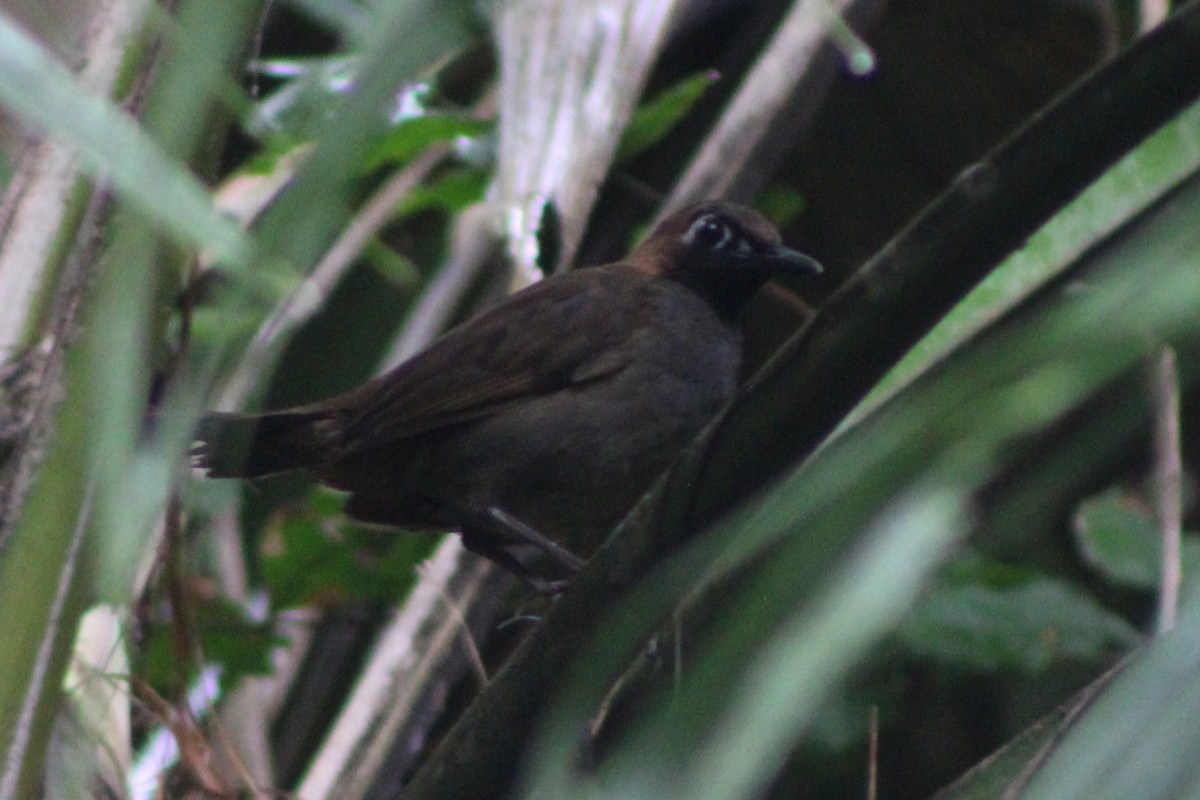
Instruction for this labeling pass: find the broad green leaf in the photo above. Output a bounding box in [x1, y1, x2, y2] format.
[1021, 603, 1200, 800]
[840, 98, 1200, 433]
[900, 574, 1140, 671]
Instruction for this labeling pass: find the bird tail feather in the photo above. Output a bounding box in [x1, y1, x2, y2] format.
[193, 410, 328, 478]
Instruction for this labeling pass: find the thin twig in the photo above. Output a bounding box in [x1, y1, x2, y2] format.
[867, 705, 878, 800]
[417, 559, 489, 687]
[1151, 346, 1182, 634]
[310, 143, 451, 299]
[163, 494, 200, 690]
[208, 711, 275, 799]
[130, 677, 230, 797]
[587, 649, 645, 744]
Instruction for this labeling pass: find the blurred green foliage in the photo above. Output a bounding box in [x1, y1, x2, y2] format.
[1074, 488, 1200, 590]
[0, 1, 1198, 798]
[260, 489, 438, 609]
[616, 69, 719, 163]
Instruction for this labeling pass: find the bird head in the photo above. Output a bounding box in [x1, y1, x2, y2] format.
[629, 201, 823, 318]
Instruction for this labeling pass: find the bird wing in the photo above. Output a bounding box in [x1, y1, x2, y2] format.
[335, 265, 646, 452]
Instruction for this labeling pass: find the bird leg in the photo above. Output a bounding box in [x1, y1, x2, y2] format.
[456, 504, 585, 593]
[483, 507, 586, 573]
[457, 530, 572, 595]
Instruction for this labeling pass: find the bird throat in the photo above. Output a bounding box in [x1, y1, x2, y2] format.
[665, 264, 772, 322]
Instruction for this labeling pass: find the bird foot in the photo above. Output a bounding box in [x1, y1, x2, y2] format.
[527, 576, 573, 595]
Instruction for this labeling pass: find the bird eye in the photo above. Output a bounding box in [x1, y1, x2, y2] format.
[684, 214, 735, 251]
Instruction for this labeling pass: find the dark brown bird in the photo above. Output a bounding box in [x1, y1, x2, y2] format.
[195, 201, 821, 583]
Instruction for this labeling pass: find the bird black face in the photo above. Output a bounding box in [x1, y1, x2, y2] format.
[677, 209, 821, 278]
[663, 205, 822, 319]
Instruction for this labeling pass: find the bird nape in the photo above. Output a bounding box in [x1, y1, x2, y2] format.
[194, 201, 822, 589]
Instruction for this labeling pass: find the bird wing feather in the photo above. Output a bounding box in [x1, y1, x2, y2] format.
[336, 265, 645, 451]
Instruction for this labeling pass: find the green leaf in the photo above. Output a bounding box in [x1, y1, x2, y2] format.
[260, 488, 437, 609]
[841, 98, 1200, 433]
[398, 166, 489, 215]
[136, 596, 286, 690]
[616, 70, 719, 162]
[1073, 488, 1200, 589]
[363, 114, 492, 172]
[900, 565, 1140, 671]
[364, 240, 422, 292]
[196, 598, 288, 679]
[757, 184, 808, 229]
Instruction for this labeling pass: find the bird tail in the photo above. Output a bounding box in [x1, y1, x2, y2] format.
[193, 410, 330, 478]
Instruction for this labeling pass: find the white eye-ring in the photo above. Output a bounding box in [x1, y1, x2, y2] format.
[682, 214, 735, 251]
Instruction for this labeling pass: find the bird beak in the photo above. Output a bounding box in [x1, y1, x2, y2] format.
[756, 244, 823, 278]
